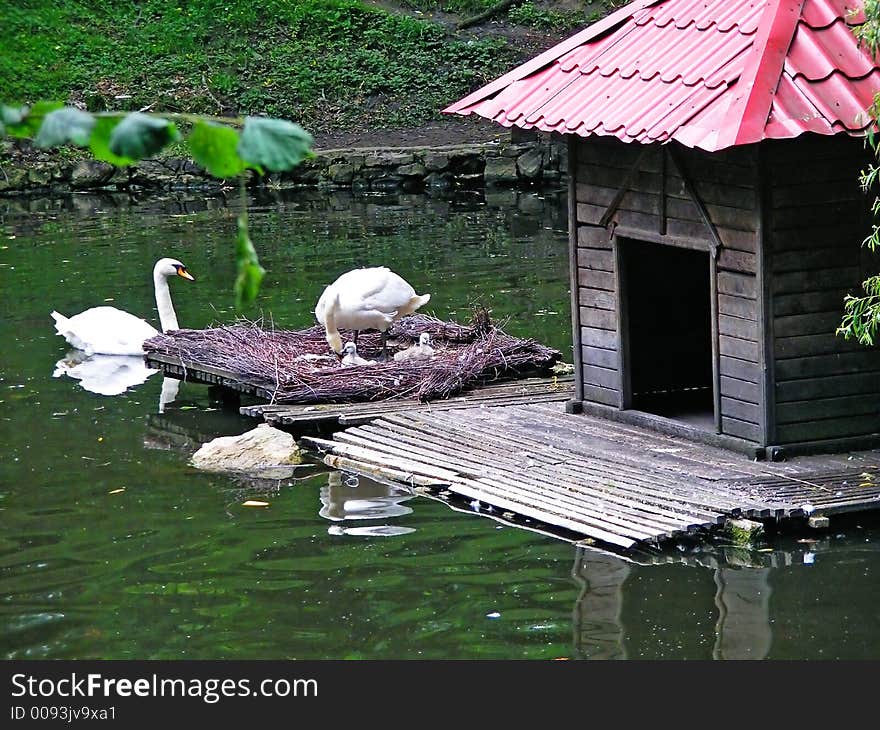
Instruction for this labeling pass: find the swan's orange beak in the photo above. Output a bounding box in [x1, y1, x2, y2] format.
[177, 267, 195, 281]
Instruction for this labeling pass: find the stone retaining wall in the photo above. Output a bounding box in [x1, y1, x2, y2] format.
[0, 132, 567, 195]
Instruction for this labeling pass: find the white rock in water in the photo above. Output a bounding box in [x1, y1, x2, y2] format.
[191, 424, 303, 475]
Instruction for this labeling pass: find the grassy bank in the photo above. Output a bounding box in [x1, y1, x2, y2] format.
[1, 1, 622, 138]
[0, 0, 524, 136]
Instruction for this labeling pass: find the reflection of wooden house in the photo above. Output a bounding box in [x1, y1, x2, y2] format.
[571, 546, 777, 659]
[446, 0, 880, 457]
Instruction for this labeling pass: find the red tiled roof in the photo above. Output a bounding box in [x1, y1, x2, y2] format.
[443, 0, 880, 151]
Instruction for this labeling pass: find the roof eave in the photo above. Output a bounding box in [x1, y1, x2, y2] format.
[442, 0, 666, 115]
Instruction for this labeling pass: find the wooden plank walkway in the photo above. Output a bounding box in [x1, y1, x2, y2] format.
[302, 403, 880, 550]
[241, 376, 574, 427]
[145, 351, 279, 400]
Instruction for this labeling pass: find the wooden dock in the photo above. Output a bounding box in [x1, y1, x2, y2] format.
[145, 351, 282, 401]
[146, 348, 880, 549]
[241, 376, 574, 427]
[302, 403, 880, 550]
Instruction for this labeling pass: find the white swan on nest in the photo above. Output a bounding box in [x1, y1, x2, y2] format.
[50, 257, 195, 356]
[314, 266, 430, 359]
[340, 341, 375, 367]
[393, 332, 435, 362]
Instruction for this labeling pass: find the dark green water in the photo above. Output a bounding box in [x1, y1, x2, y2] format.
[1, 188, 878, 660]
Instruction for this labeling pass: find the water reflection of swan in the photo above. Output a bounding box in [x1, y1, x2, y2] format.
[327, 524, 416, 537]
[320, 470, 414, 525]
[158, 377, 180, 413]
[50, 258, 194, 355]
[53, 350, 158, 396]
[53, 350, 180, 412]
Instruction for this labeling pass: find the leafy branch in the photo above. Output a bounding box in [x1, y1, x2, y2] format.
[839, 4, 880, 345]
[1, 101, 314, 308]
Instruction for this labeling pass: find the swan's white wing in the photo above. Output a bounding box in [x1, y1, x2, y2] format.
[52, 306, 159, 355]
[335, 268, 392, 299]
[335, 268, 417, 312]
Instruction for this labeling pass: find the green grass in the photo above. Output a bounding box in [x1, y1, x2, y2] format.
[508, 2, 586, 29]
[401, 0, 498, 14]
[0, 0, 517, 134]
[400, 0, 620, 27]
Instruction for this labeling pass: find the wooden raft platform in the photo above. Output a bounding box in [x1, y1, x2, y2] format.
[145, 351, 573, 427]
[241, 376, 574, 427]
[145, 351, 284, 400]
[302, 403, 880, 550]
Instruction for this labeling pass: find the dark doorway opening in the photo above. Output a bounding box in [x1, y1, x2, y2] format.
[623, 239, 714, 429]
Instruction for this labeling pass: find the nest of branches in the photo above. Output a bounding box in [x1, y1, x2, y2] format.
[144, 313, 560, 404]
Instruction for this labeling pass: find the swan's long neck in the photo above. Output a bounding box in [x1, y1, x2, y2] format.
[154, 270, 179, 332]
[324, 291, 343, 354]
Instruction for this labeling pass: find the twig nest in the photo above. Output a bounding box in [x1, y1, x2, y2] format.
[144, 313, 561, 403]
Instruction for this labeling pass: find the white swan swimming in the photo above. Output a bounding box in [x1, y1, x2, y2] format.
[315, 267, 430, 359]
[340, 341, 376, 367]
[393, 332, 435, 362]
[50, 257, 195, 355]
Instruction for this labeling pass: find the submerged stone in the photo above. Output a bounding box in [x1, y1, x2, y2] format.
[191, 423, 303, 477]
[724, 518, 765, 547]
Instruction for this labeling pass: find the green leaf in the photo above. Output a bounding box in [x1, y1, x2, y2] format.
[34, 107, 96, 148]
[109, 112, 180, 161]
[234, 214, 265, 309]
[89, 116, 135, 166]
[187, 120, 246, 178]
[237, 116, 314, 172]
[1, 101, 64, 138]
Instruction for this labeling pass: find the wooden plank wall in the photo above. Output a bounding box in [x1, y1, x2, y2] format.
[575, 138, 641, 410]
[574, 137, 763, 443]
[768, 135, 880, 445]
[676, 145, 762, 444]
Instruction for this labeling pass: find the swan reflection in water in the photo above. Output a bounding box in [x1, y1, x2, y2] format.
[320, 471, 416, 537]
[53, 349, 180, 412]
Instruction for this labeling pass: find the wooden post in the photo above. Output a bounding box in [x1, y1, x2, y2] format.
[666, 146, 724, 432]
[710, 248, 722, 434]
[757, 143, 776, 449]
[660, 147, 668, 236]
[566, 135, 585, 411]
[614, 233, 631, 409]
